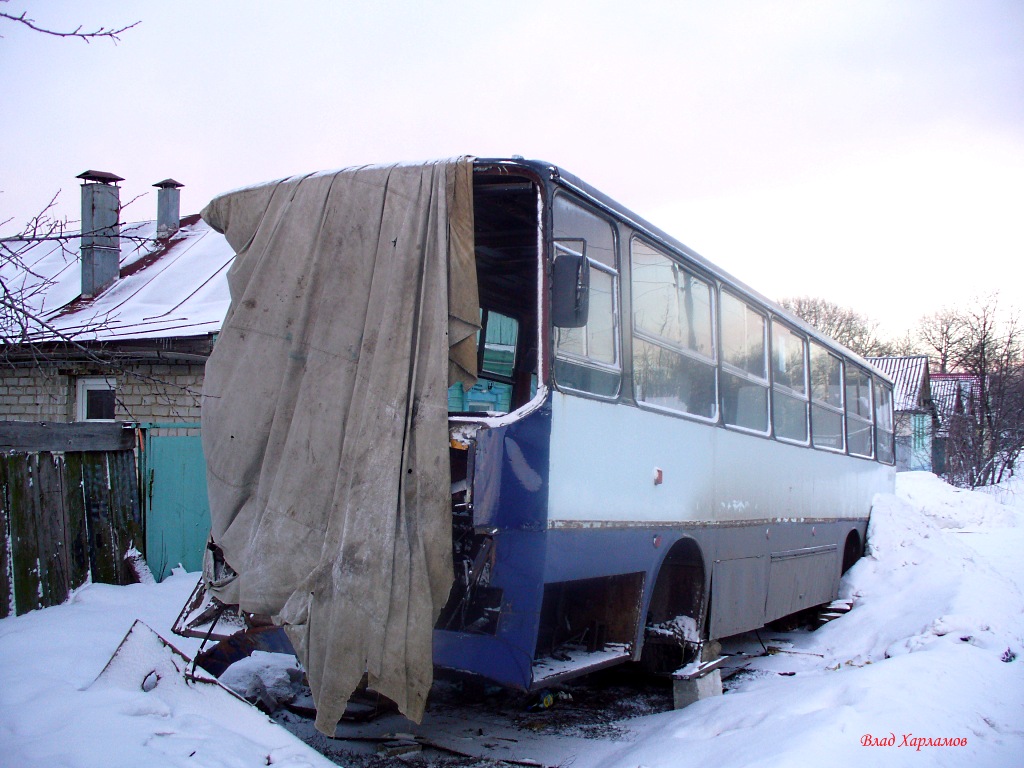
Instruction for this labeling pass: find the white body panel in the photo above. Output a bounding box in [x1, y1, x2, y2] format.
[548, 392, 894, 525]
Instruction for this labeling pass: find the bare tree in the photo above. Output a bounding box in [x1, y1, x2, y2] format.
[1, 3, 144, 368]
[873, 330, 922, 358]
[0, 193, 69, 346]
[778, 296, 889, 357]
[1, 2, 140, 346]
[928, 295, 1024, 487]
[918, 307, 965, 374]
[1, 190, 157, 356]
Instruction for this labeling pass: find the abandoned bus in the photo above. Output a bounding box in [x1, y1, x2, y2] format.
[435, 158, 895, 689]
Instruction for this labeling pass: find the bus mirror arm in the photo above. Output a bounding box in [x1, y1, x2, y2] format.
[552, 250, 590, 328]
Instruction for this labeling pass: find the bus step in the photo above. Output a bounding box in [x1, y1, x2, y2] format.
[530, 643, 631, 688]
[818, 611, 846, 622]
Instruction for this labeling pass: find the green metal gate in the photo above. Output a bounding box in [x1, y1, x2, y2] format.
[139, 423, 210, 581]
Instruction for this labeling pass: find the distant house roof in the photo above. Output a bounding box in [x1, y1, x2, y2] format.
[930, 372, 982, 436]
[866, 355, 932, 412]
[1, 214, 233, 344]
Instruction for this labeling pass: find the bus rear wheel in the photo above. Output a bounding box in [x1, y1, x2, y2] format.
[841, 530, 863, 574]
[640, 538, 706, 676]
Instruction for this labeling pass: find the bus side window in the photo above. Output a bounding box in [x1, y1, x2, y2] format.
[771, 320, 809, 443]
[846, 366, 874, 457]
[874, 378, 895, 463]
[810, 342, 845, 451]
[720, 291, 769, 432]
[552, 194, 621, 398]
[630, 240, 717, 420]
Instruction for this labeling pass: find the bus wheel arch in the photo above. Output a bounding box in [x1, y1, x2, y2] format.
[639, 536, 708, 674]
[841, 529, 863, 574]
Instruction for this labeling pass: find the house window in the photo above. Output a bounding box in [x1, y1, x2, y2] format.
[76, 377, 117, 421]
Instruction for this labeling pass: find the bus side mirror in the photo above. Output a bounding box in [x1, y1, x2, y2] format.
[552, 247, 590, 328]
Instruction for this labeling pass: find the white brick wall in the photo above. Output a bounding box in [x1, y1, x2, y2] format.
[0, 370, 70, 420]
[0, 363, 206, 424]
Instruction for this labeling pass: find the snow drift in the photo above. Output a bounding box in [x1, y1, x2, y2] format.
[0, 473, 1021, 767]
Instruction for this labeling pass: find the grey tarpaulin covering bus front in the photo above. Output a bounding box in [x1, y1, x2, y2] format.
[199, 159, 478, 735]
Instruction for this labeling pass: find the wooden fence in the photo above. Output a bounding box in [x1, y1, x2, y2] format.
[1, 422, 144, 618]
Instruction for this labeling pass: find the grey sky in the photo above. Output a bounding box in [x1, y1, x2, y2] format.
[2, 0, 1021, 334]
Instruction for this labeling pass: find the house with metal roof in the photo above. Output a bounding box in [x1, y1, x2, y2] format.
[1, 171, 234, 581]
[928, 372, 983, 477]
[865, 355, 937, 472]
[2, 171, 232, 418]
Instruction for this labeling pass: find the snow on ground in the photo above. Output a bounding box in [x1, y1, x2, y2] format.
[0, 571, 335, 768]
[595, 473, 1024, 768]
[1, 472, 1022, 767]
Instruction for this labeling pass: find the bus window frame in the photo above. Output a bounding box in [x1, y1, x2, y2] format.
[809, 340, 847, 453]
[719, 288, 770, 437]
[629, 236, 719, 425]
[553, 258, 621, 373]
[873, 376, 896, 465]
[538, 164, 896, 471]
[551, 193, 622, 401]
[845, 363, 875, 459]
[769, 317, 811, 447]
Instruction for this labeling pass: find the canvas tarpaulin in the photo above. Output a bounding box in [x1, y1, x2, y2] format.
[199, 159, 478, 735]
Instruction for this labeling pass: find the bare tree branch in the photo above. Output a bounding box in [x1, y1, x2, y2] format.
[0, 8, 139, 44]
[925, 294, 1024, 488]
[1, 189, 159, 362]
[778, 296, 889, 357]
[0, 7, 206, 424]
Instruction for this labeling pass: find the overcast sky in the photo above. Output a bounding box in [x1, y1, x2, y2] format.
[2, 0, 1021, 334]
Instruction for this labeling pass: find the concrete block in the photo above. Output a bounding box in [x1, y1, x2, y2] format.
[673, 668, 722, 709]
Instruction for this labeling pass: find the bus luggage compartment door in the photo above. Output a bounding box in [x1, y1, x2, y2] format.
[710, 555, 767, 639]
[764, 544, 838, 623]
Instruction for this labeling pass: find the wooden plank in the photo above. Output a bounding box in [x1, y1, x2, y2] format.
[0, 455, 12, 619]
[2, 445, 144, 615]
[7, 453, 42, 615]
[5, 452, 76, 614]
[107, 450, 143, 584]
[81, 452, 119, 585]
[79, 450, 142, 586]
[673, 655, 731, 681]
[61, 453, 92, 589]
[34, 452, 71, 609]
[0, 421, 134, 452]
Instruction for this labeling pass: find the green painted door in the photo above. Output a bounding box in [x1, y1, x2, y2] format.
[141, 425, 210, 581]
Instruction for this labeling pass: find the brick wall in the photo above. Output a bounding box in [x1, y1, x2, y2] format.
[0, 363, 205, 425]
[117, 363, 205, 423]
[0, 369, 71, 421]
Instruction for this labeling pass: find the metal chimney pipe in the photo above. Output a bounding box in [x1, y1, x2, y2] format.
[77, 170, 123, 298]
[153, 178, 184, 239]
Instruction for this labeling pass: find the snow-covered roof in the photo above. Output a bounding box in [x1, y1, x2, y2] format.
[1, 214, 233, 343]
[865, 355, 931, 412]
